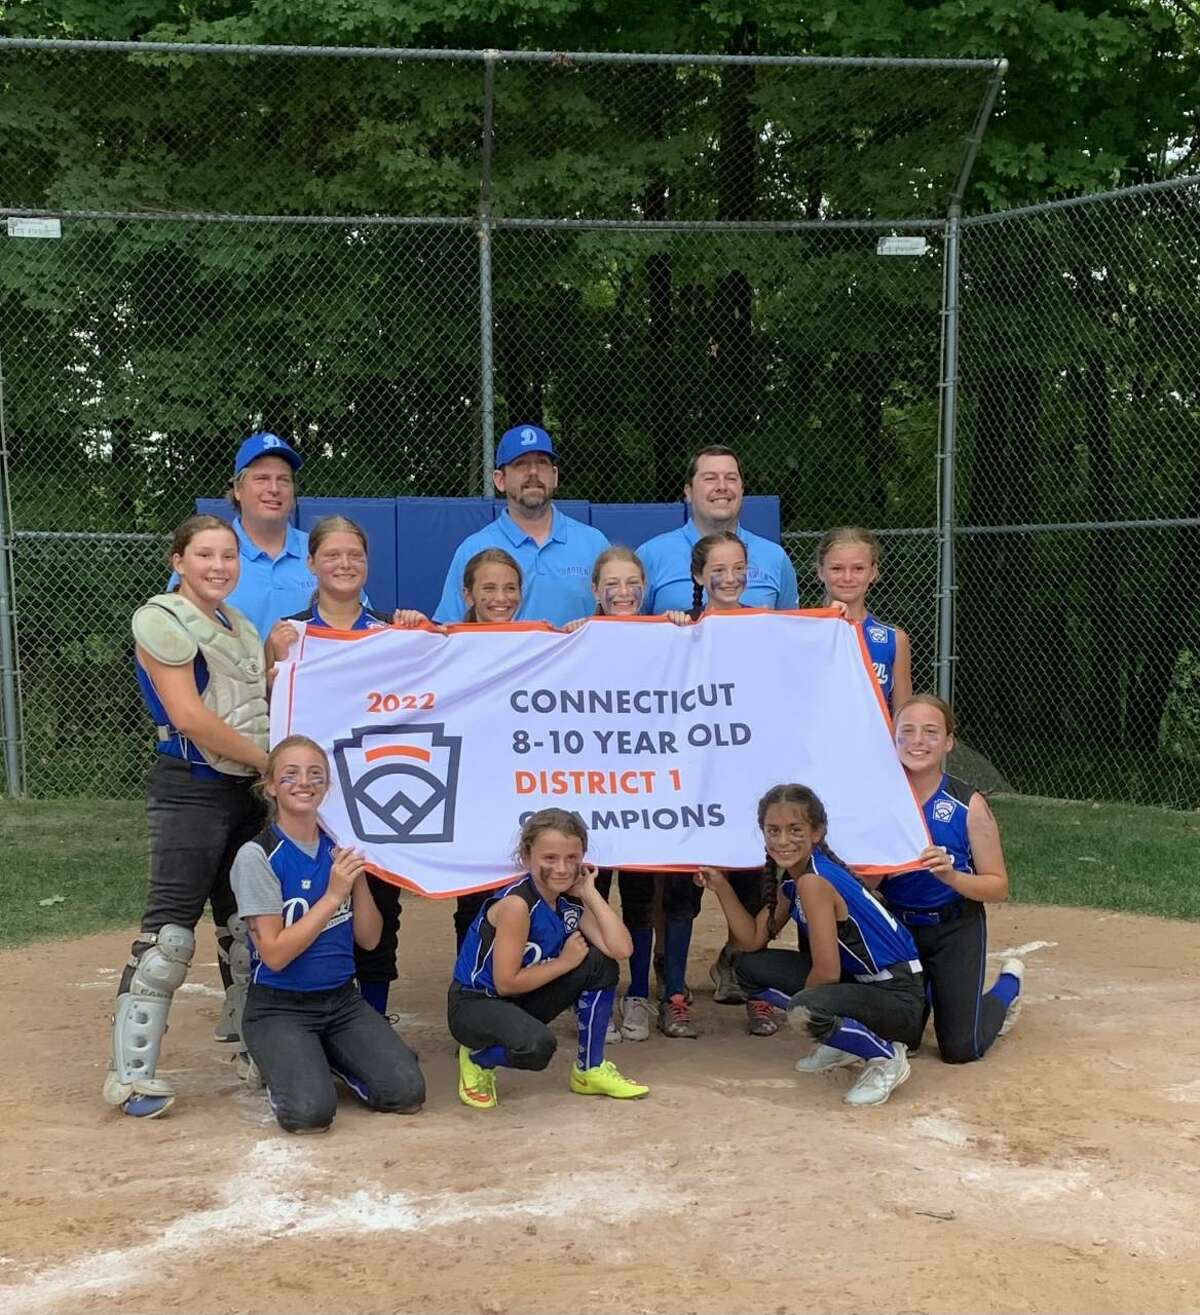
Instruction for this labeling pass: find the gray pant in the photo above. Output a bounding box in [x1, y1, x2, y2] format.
[447, 946, 618, 1070]
[244, 979, 425, 1133]
[735, 947, 925, 1049]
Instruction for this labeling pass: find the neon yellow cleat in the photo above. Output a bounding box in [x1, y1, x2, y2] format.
[569, 1059, 649, 1099]
[458, 1046, 499, 1109]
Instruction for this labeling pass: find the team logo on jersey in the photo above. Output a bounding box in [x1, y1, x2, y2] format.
[522, 941, 544, 966]
[868, 625, 888, 644]
[333, 722, 463, 845]
[932, 798, 956, 823]
[282, 897, 309, 927]
[283, 895, 350, 926]
[561, 902, 582, 932]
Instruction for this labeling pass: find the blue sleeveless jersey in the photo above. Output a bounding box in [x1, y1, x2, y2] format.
[781, 851, 918, 980]
[861, 612, 897, 702]
[452, 874, 584, 997]
[248, 825, 356, 992]
[288, 603, 391, 632]
[883, 774, 975, 910]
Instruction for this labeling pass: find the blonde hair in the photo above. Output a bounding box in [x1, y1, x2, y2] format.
[254, 735, 330, 820]
[896, 693, 956, 738]
[226, 459, 297, 510]
[307, 515, 368, 558]
[591, 545, 645, 589]
[816, 525, 881, 568]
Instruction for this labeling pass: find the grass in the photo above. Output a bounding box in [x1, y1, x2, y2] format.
[1, 798, 148, 948]
[1, 795, 1196, 950]
[994, 794, 1200, 921]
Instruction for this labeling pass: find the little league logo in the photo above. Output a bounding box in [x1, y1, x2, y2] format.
[333, 723, 463, 844]
[932, 798, 956, 824]
[868, 625, 888, 644]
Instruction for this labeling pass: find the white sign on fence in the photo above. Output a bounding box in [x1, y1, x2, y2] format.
[7, 218, 62, 240]
[876, 235, 928, 256]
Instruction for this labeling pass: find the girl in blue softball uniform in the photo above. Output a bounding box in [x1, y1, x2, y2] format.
[698, 784, 925, 1107]
[450, 547, 525, 951]
[271, 514, 425, 1018]
[656, 532, 773, 1039]
[816, 526, 911, 715]
[564, 544, 692, 1043]
[880, 695, 1024, 1062]
[231, 734, 425, 1133]
[103, 515, 270, 1121]
[449, 808, 649, 1109]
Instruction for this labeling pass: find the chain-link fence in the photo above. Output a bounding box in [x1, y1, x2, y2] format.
[955, 176, 1200, 809]
[1, 38, 1196, 809]
[0, 39, 993, 798]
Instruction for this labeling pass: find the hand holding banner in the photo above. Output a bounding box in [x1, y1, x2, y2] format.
[271, 612, 928, 896]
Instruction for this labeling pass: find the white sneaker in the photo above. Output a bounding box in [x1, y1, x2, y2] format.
[619, 995, 652, 1042]
[843, 1043, 911, 1107]
[997, 957, 1025, 1037]
[794, 1043, 861, 1073]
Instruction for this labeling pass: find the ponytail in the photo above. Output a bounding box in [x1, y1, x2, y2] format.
[691, 579, 704, 615]
[762, 855, 781, 940]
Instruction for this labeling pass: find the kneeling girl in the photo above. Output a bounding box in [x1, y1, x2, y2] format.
[882, 695, 1023, 1062]
[231, 735, 425, 1133]
[449, 808, 649, 1109]
[698, 784, 924, 1107]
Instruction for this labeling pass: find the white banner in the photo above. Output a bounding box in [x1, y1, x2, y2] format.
[271, 611, 929, 897]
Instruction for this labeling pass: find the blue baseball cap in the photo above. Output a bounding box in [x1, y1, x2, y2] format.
[234, 432, 303, 475]
[495, 424, 558, 469]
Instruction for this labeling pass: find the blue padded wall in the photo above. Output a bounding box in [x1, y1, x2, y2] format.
[197, 494, 784, 620]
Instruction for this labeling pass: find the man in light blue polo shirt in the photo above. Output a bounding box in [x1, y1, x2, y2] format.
[174, 433, 316, 642]
[638, 444, 798, 613]
[222, 434, 318, 642]
[432, 425, 609, 627]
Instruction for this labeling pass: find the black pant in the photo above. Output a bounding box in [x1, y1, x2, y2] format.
[657, 870, 763, 922]
[901, 900, 1007, 1064]
[594, 869, 655, 929]
[454, 891, 490, 950]
[127, 756, 264, 987]
[355, 873, 402, 983]
[735, 947, 924, 1050]
[447, 946, 618, 1071]
[244, 979, 425, 1133]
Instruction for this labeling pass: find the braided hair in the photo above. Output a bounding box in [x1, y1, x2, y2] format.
[690, 530, 745, 617]
[756, 783, 870, 937]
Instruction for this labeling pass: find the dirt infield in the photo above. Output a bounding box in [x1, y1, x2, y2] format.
[2, 897, 1198, 1315]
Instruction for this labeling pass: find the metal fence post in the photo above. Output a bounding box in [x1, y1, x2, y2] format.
[478, 51, 498, 497]
[934, 58, 1004, 708]
[935, 204, 962, 705]
[0, 346, 24, 796]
